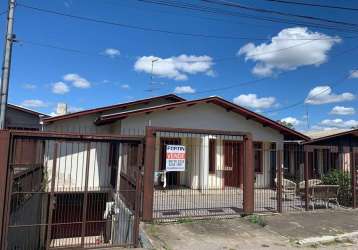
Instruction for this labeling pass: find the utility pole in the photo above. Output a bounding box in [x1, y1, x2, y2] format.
[0, 0, 16, 129]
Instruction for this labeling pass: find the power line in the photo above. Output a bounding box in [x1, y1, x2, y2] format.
[138, 0, 358, 34]
[16, 38, 324, 63]
[15, 3, 276, 41]
[17, 2, 358, 41]
[262, 70, 356, 114]
[261, 0, 358, 12]
[18, 37, 358, 97]
[203, 0, 358, 28]
[104, 0, 274, 29]
[0, 10, 7, 16]
[190, 43, 358, 96]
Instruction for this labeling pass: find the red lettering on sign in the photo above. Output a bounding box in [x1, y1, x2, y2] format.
[166, 153, 186, 159]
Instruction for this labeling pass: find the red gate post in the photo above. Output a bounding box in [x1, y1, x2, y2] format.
[304, 147, 309, 211]
[243, 134, 254, 214]
[276, 150, 283, 213]
[142, 127, 156, 221]
[0, 130, 11, 249]
[351, 149, 357, 209]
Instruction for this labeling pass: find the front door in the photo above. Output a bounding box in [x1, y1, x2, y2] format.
[160, 138, 181, 186]
[223, 141, 243, 187]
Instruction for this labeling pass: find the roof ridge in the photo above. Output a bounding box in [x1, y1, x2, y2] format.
[43, 94, 184, 123]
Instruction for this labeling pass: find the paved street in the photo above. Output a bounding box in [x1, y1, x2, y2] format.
[143, 209, 358, 249]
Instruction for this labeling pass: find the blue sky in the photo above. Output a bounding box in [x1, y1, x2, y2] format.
[0, 0, 357, 131]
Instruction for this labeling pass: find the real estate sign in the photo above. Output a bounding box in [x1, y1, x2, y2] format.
[166, 145, 186, 172]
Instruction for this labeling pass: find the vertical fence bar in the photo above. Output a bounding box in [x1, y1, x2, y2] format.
[351, 149, 357, 209]
[132, 172, 142, 247]
[243, 134, 254, 214]
[81, 143, 91, 247]
[46, 142, 59, 250]
[276, 150, 283, 213]
[304, 148, 309, 211]
[142, 127, 155, 221]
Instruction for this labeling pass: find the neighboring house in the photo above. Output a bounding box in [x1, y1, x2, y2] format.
[6, 104, 48, 130]
[303, 128, 358, 178]
[43, 94, 308, 190]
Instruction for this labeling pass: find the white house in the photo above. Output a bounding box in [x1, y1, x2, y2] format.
[43, 94, 308, 190]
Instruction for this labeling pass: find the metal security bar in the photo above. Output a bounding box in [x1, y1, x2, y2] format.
[139, 127, 254, 221]
[1, 131, 143, 250]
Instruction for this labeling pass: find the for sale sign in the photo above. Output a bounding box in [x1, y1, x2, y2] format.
[166, 145, 186, 172]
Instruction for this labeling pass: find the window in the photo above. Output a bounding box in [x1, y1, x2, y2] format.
[254, 142, 263, 173]
[209, 139, 216, 174]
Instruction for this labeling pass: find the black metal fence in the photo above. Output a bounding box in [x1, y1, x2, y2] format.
[1, 131, 143, 250]
[151, 130, 247, 220]
[147, 128, 358, 221]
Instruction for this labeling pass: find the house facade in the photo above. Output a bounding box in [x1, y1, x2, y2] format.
[43, 94, 308, 191]
[303, 129, 358, 178]
[6, 104, 47, 130]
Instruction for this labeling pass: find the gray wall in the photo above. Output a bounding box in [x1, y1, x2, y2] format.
[7, 106, 42, 130]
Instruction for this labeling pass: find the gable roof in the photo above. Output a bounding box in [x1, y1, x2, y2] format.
[43, 94, 185, 124]
[95, 96, 309, 141]
[8, 104, 48, 117]
[304, 128, 358, 144]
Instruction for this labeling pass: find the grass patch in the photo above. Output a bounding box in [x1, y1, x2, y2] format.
[148, 223, 158, 236]
[247, 215, 267, 227]
[176, 218, 194, 224]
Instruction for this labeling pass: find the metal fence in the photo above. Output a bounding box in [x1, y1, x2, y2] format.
[281, 143, 358, 212]
[142, 127, 358, 221]
[0, 130, 143, 250]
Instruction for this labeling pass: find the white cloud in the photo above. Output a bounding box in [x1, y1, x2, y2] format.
[134, 54, 214, 81]
[320, 119, 358, 128]
[23, 83, 37, 90]
[52, 81, 70, 94]
[238, 27, 341, 76]
[103, 48, 120, 58]
[63, 73, 91, 88]
[280, 117, 301, 126]
[120, 84, 130, 89]
[21, 99, 48, 108]
[305, 86, 355, 105]
[173, 86, 196, 94]
[349, 69, 358, 79]
[233, 94, 277, 110]
[330, 106, 355, 115]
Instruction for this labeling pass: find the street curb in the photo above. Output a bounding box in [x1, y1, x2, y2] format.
[296, 231, 358, 246]
[139, 223, 154, 249]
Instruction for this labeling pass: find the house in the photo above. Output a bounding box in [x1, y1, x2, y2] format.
[6, 104, 48, 130]
[43, 94, 308, 191]
[303, 128, 358, 178]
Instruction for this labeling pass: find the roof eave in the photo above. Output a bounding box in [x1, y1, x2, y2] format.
[95, 97, 309, 141]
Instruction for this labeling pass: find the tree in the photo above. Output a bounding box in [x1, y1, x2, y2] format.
[277, 120, 294, 129]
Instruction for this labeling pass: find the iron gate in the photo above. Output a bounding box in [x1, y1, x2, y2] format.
[0, 131, 143, 250]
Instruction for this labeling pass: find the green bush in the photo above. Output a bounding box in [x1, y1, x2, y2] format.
[247, 215, 266, 227]
[321, 170, 352, 207]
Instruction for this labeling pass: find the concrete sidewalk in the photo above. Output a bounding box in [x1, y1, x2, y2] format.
[143, 210, 358, 249]
[264, 209, 358, 242]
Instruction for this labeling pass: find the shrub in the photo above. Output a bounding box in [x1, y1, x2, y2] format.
[248, 215, 266, 227]
[321, 170, 352, 207]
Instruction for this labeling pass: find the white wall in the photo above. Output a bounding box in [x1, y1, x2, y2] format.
[118, 103, 283, 189]
[117, 103, 284, 143]
[44, 141, 112, 192]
